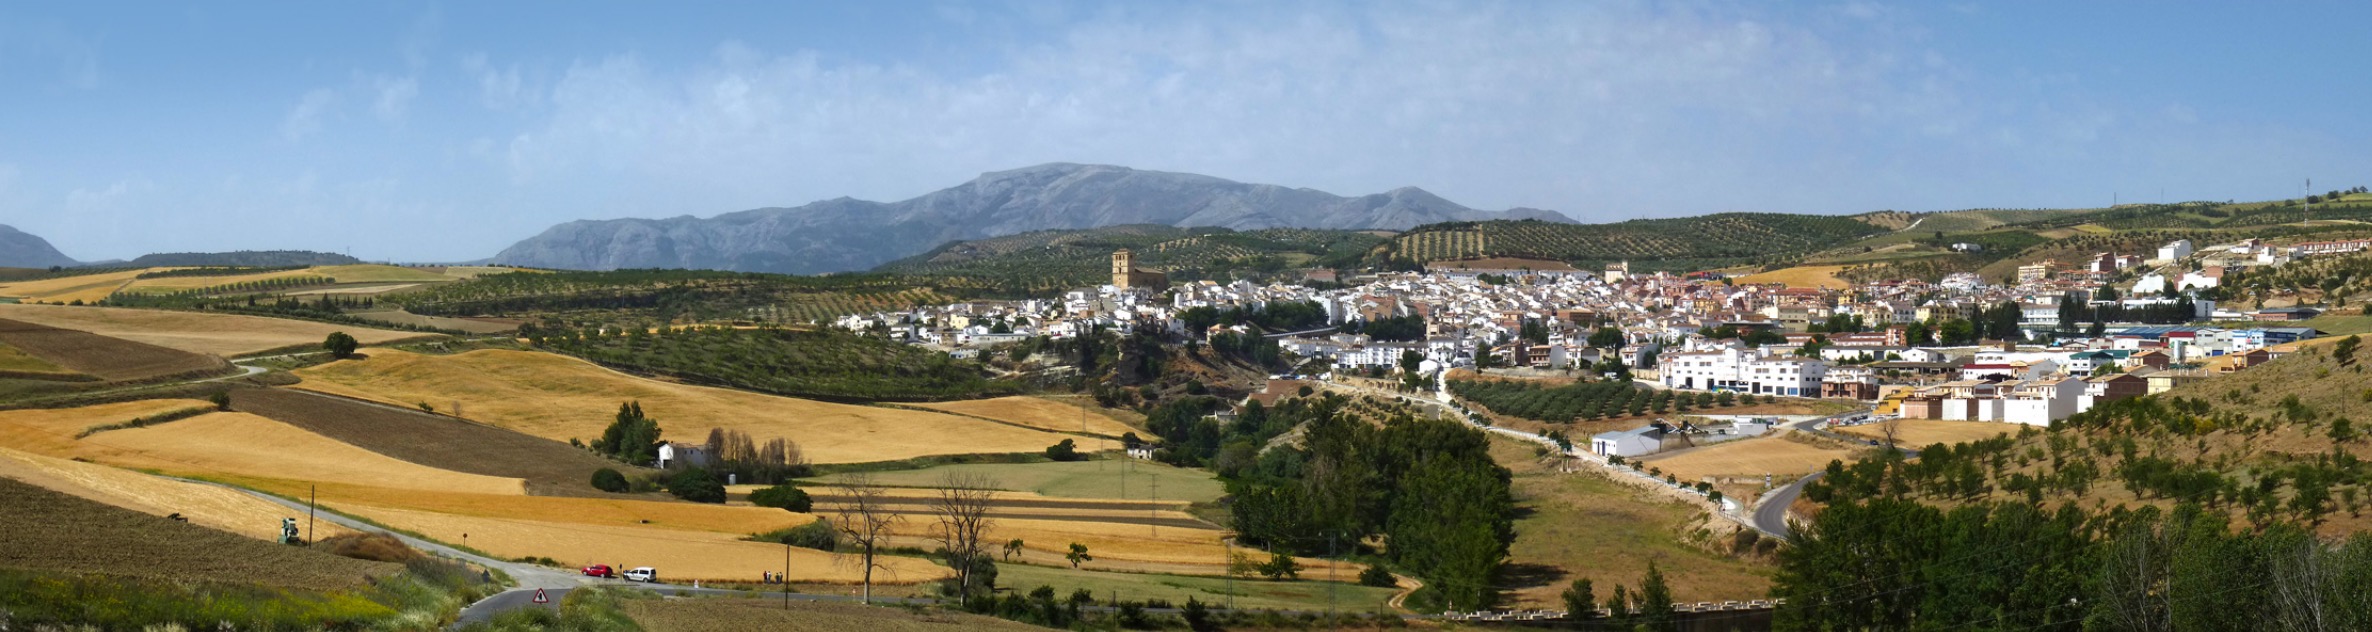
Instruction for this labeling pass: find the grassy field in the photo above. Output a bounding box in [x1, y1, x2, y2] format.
[0, 303, 425, 356]
[625, 597, 1044, 632]
[0, 269, 146, 304]
[292, 348, 1075, 464]
[0, 445, 361, 540]
[0, 476, 397, 589]
[816, 460, 1225, 504]
[995, 563, 1398, 613]
[907, 396, 1138, 437]
[339, 503, 943, 584]
[1737, 265, 1852, 289]
[0, 317, 228, 381]
[1831, 420, 2022, 448]
[0, 340, 74, 376]
[1491, 438, 1773, 607]
[0, 408, 526, 496]
[1637, 433, 1869, 483]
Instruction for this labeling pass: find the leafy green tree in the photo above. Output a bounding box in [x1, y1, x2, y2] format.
[1044, 439, 1083, 462]
[1588, 327, 1625, 349]
[1360, 564, 1398, 587]
[322, 331, 360, 359]
[1066, 543, 1093, 568]
[1637, 561, 1677, 631]
[1561, 577, 1597, 620]
[591, 401, 663, 465]
[1257, 552, 1302, 580]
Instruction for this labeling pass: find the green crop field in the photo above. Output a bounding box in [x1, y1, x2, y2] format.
[994, 564, 1398, 612]
[816, 459, 1226, 504]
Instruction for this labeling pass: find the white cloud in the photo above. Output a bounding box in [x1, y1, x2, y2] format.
[370, 74, 419, 121]
[281, 88, 338, 140]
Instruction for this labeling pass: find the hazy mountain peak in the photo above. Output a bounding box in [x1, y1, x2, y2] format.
[492, 164, 1575, 275]
[0, 224, 79, 268]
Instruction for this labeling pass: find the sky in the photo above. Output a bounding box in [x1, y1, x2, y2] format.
[1, 1, 2367, 263]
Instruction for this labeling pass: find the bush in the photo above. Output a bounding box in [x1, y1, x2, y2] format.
[665, 468, 726, 503]
[1358, 564, 1397, 587]
[316, 532, 424, 563]
[757, 519, 840, 552]
[748, 483, 812, 512]
[589, 468, 629, 493]
[1046, 438, 1084, 462]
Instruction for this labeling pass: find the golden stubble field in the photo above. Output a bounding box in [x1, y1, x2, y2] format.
[341, 504, 946, 584]
[1638, 432, 1869, 483]
[907, 396, 1138, 437]
[291, 349, 1078, 464]
[0, 303, 424, 356]
[0, 403, 524, 496]
[0, 269, 148, 304]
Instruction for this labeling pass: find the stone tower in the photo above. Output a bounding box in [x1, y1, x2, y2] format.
[1112, 249, 1134, 288]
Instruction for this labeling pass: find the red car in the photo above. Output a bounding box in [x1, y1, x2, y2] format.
[581, 564, 614, 578]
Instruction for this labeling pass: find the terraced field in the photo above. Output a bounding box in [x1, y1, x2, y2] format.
[0, 303, 424, 356]
[291, 348, 1077, 464]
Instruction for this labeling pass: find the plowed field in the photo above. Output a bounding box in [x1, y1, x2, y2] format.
[0, 303, 425, 356]
[0, 446, 358, 540]
[6, 410, 524, 496]
[0, 318, 227, 381]
[229, 387, 624, 496]
[291, 349, 1075, 464]
[0, 477, 396, 589]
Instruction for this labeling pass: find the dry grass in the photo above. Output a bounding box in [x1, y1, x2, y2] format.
[340, 503, 947, 583]
[0, 446, 359, 540]
[1489, 438, 1772, 607]
[625, 597, 1043, 632]
[0, 269, 146, 304]
[116, 268, 325, 294]
[906, 396, 1137, 437]
[1738, 265, 1852, 290]
[0, 303, 424, 356]
[0, 399, 215, 449]
[1832, 420, 2021, 448]
[302, 485, 810, 535]
[315, 264, 459, 283]
[291, 349, 1076, 464]
[0, 405, 525, 496]
[1639, 433, 1868, 483]
[0, 477, 397, 589]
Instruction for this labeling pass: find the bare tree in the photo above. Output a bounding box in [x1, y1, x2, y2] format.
[831, 472, 902, 603]
[929, 472, 999, 601]
[1876, 415, 1904, 450]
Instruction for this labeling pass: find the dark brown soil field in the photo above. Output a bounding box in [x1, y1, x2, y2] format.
[0, 318, 229, 382]
[228, 387, 636, 496]
[0, 477, 397, 589]
[624, 596, 1044, 632]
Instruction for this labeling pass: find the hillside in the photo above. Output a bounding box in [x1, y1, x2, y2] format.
[873, 224, 1387, 291]
[491, 162, 1568, 275]
[1391, 214, 1891, 270]
[0, 224, 77, 268]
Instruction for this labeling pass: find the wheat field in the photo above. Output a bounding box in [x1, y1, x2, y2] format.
[0, 406, 525, 496]
[292, 349, 1077, 464]
[907, 396, 1137, 437]
[0, 446, 359, 541]
[342, 503, 948, 584]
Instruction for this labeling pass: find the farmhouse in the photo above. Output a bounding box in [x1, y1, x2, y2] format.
[656, 442, 712, 470]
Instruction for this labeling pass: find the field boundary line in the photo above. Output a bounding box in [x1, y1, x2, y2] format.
[875, 402, 1127, 440]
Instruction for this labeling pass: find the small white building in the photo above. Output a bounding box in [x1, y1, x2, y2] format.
[2157, 239, 2195, 263]
[1590, 426, 1666, 457]
[656, 442, 712, 470]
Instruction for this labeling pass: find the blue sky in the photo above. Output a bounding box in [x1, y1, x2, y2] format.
[2, 1, 2366, 262]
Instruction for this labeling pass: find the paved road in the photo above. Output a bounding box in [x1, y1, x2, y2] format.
[1745, 411, 1910, 540]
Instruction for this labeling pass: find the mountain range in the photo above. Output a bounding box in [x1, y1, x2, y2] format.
[0, 224, 78, 268]
[491, 163, 1573, 275]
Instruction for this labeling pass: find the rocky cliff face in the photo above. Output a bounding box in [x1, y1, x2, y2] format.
[0, 225, 78, 268]
[493, 163, 1572, 274]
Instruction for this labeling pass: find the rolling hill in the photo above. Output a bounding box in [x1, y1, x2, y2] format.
[0, 225, 77, 268]
[491, 162, 1569, 275]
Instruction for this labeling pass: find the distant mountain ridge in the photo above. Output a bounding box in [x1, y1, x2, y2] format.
[128, 251, 361, 267]
[0, 225, 77, 268]
[492, 163, 1574, 275]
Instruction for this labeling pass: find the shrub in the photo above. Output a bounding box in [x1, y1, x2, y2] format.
[757, 519, 839, 552]
[324, 331, 360, 359]
[1046, 438, 1084, 462]
[316, 532, 424, 563]
[748, 483, 813, 512]
[1358, 564, 1397, 587]
[589, 468, 629, 493]
[665, 468, 726, 503]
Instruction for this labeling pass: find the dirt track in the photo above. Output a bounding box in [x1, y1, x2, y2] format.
[228, 387, 634, 497]
[0, 318, 228, 382]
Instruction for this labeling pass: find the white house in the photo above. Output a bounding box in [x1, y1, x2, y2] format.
[2157, 239, 2195, 263]
[1590, 426, 1665, 457]
[1658, 346, 1753, 392]
[656, 442, 712, 470]
[1744, 357, 1829, 397]
[2001, 377, 2086, 426]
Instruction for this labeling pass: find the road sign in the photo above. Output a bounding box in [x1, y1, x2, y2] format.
[532, 588, 549, 604]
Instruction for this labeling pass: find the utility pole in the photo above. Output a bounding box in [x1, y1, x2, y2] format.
[307, 485, 317, 545]
[1150, 476, 1159, 537]
[1225, 536, 1236, 610]
[784, 541, 792, 610]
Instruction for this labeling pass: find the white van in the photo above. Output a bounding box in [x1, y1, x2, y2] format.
[622, 567, 657, 583]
